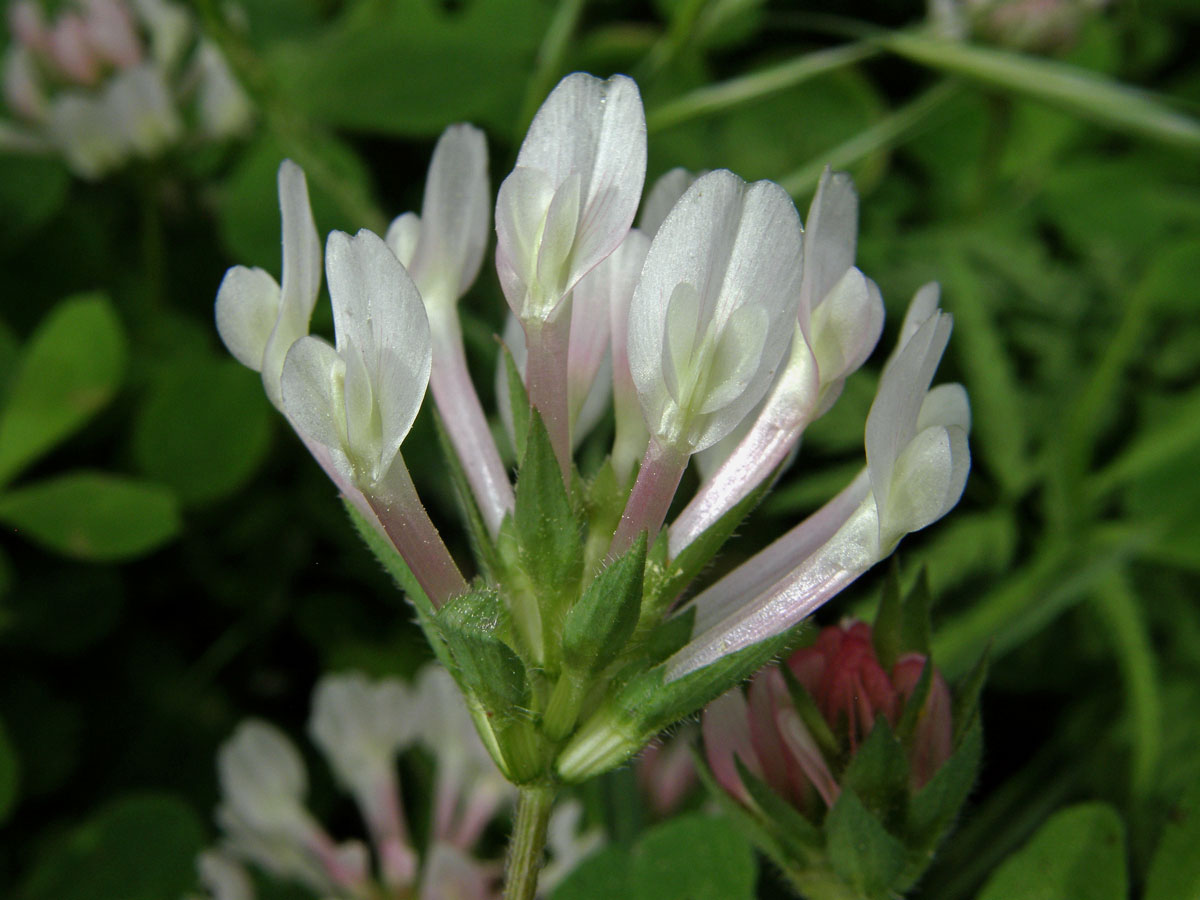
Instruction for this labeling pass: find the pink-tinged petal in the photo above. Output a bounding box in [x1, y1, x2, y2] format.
[685, 468, 871, 635]
[408, 123, 490, 303]
[746, 669, 794, 799]
[702, 688, 760, 806]
[666, 491, 881, 681]
[215, 265, 281, 371]
[775, 707, 840, 809]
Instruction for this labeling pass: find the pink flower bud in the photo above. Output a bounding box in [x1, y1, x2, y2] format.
[703, 619, 957, 819]
[891, 652, 954, 788]
[788, 621, 897, 752]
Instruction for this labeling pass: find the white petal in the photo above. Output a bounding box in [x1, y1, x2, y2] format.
[386, 212, 421, 268]
[309, 672, 416, 795]
[535, 170, 582, 298]
[638, 167, 696, 237]
[800, 168, 858, 320]
[261, 160, 321, 408]
[865, 311, 951, 507]
[419, 844, 494, 900]
[880, 423, 970, 543]
[808, 267, 884, 385]
[196, 852, 255, 900]
[919, 381, 970, 432]
[218, 721, 308, 827]
[280, 335, 344, 451]
[215, 265, 281, 371]
[408, 123, 490, 304]
[629, 170, 803, 453]
[103, 63, 181, 156]
[325, 230, 432, 479]
[495, 166, 556, 314]
[889, 282, 941, 366]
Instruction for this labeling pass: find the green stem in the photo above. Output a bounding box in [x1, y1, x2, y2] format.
[646, 41, 879, 132]
[777, 79, 960, 195]
[504, 785, 556, 900]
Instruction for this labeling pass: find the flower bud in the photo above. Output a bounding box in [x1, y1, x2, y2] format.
[702, 613, 979, 900]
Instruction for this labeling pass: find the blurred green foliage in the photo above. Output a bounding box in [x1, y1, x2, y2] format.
[1, 0, 1198, 896]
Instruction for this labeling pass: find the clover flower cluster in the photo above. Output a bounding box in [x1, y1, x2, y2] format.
[215, 71, 969, 786]
[190, 667, 598, 900]
[2, 0, 250, 178]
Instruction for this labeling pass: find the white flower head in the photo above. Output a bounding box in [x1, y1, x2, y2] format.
[495, 72, 647, 323]
[627, 169, 804, 454]
[280, 229, 432, 490]
[309, 672, 418, 797]
[386, 123, 490, 315]
[215, 160, 322, 410]
[217, 720, 311, 839]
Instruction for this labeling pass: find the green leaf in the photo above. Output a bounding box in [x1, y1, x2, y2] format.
[1145, 772, 1200, 900]
[0, 714, 17, 824]
[976, 803, 1127, 900]
[894, 660, 933, 743]
[841, 719, 910, 831]
[551, 845, 631, 900]
[0, 472, 180, 560]
[825, 787, 907, 899]
[908, 718, 981, 850]
[878, 30, 1200, 150]
[631, 814, 756, 900]
[268, 0, 552, 138]
[733, 757, 823, 854]
[218, 130, 377, 271]
[873, 562, 903, 669]
[779, 665, 840, 760]
[0, 154, 70, 245]
[563, 534, 647, 674]
[951, 648, 990, 745]
[19, 793, 205, 900]
[940, 251, 1030, 497]
[436, 588, 528, 715]
[900, 569, 933, 657]
[514, 411, 583, 600]
[132, 357, 272, 506]
[0, 294, 126, 486]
